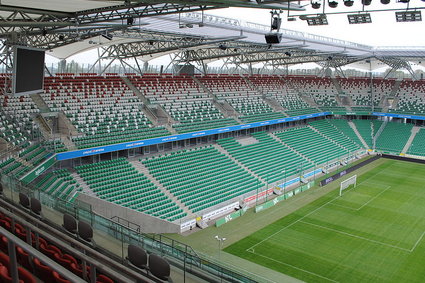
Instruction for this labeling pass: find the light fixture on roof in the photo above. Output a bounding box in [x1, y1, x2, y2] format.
[347, 13, 372, 24]
[381, 0, 390, 4]
[328, 0, 338, 8]
[301, 14, 328, 26]
[398, 0, 410, 3]
[218, 44, 227, 50]
[361, 0, 372, 5]
[344, 0, 354, 6]
[311, 0, 321, 9]
[101, 33, 113, 41]
[265, 10, 283, 44]
[126, 17, 134, 26]
[395, 11, 422, 22]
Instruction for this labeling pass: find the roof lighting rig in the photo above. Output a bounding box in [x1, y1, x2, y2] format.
[295, 0, 424, 25]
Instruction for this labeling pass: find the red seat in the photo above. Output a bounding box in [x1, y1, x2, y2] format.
[52, 271, 72, 283]
[33, 258, 55, 283]
[16, 247, 32, 271]
[96, 274, 114, 283]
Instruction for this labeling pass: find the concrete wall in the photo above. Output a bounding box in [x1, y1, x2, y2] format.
[77, 194, 180, 234]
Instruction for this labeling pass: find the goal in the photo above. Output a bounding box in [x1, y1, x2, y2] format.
[339, 175, 357, 196]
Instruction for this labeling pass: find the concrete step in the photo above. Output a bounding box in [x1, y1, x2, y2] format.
[402, 126, 420, 154]
[130, 160, 195, 218]
[348, 121, 369, 149]
[71, 172, 94, 196]
[30, 93, 50, 112]
[213, 143, 266, 184]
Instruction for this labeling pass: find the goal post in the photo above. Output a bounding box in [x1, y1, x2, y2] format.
[339, 175, 357, 196]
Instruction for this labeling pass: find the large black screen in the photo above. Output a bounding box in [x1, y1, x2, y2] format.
[13, 46, 45, 95]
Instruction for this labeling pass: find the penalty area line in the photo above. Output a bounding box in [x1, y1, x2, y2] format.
[247, 249, 339, 283]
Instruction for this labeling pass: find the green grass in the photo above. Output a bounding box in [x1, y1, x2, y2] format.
[225, 159, 425, 283]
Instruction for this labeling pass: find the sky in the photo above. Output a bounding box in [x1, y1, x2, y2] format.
[46, 1, 425, 68]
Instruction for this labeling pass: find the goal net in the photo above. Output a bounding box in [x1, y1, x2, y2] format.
[340, 175, 357, 196]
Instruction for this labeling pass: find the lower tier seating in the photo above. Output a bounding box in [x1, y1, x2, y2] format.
[217, 132, 313, 183]
[407, 128, 425, 156]
[75, 158, 186, 221]
[375, 122, 413, 153]
[352, 119, 374, 148]
[274, 125, 351, 165]
[327, 119, 364, 148]
[142, 146, 259, 213]
[35, 169, 81, 203]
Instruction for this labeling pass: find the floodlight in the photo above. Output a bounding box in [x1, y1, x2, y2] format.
[347, 13, 372, 24]
[305, 14, 328, 25]
[219, 44, 227, 50]
[311, 0, 321, 9]
[271, 16, 282, 30]
[381, 0, 390, 4]
[395, 11, 422, 22]
[344, 0, 354, 6]
[329, 0, 338, 8]
[361, 0, 372, 5]
[126, 17, 134, 26]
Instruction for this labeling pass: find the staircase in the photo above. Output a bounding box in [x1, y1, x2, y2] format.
[213, 143, 266, 184]
[71, 172, 94, 196]
[130, 160, 195, 218]
[263, 97, 286, 112]
[30, 93, 50, 112]
[373, 120, 387, 149]
[60, 135, 77, 151]
[34, 115, 52, 139]
[390, 80, 402, 97]
[58, 112, 79, 136]
[121, 76, 150, 105]
[402, 126, 420, 154]
[348, 121, 369, 149]
[331, 78, 344, 95]
[14, 155, 34, 168]
[268, 133, 314, 164]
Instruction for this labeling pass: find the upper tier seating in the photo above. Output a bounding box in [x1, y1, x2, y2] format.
[275, 124, 353, 165]
[0, 75, 40, 146]
[285, 76, 342, 112]
[142, 146, 258, 213]
[375, 121, 413, 153]
[129, 74, 237, 133]
[75, 158, 186, 221]
[339, 77, 394, 107]
[42, 74, 169, 149]
[35, 169, 81, 202]
[218, 132, 313, 183]
[248, 75, 317, 116]
[407, 128, 425, 156]
[198, 74, 285, 123]
[391, 80, 425, 115]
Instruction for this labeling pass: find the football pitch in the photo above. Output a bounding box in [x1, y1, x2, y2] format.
[225, 159, 425, 282]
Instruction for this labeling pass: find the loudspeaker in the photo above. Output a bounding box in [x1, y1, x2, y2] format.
[265, 33, 282, 44]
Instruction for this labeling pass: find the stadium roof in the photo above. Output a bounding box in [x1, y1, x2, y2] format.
[1, 1, 425, 73]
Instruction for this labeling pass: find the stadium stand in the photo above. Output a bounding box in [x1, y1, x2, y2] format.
[198, 74, 286, 123]
[285, 76, 344, 112]
[274, 124, 353, 165]
[75, 157, 186, 221]
[247, 74, 318, 116]
[407, 128, 425, 156]
[42, 74, 169, 149]
[352, 119, 375, 148]
[217, 132, 313, 183]
[327, 119, 365, 147]
[129, 74, 237, 133]
[309, 120, 361, 152]
[36, 169, 81, 202]
[391, 80, 425, 115]
[142, 145, 259, 212]
[375, 121, 413, 153]
[338, 77, 394, 109]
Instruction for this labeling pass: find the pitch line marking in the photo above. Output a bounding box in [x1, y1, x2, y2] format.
[246, 166, 388, 251]
[410, 229, 425, 252]
[331, 185, 392, 211]
[247, 249, 339, 283]
[299, 220, 411, 253]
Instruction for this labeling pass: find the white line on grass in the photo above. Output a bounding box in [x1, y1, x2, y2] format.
[410, 229, 425, 252]
[355, 185, 391, 210]
[246, 167, 389, 251]
[299, 220, 411, 252]
[247, 249, 339, 283]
